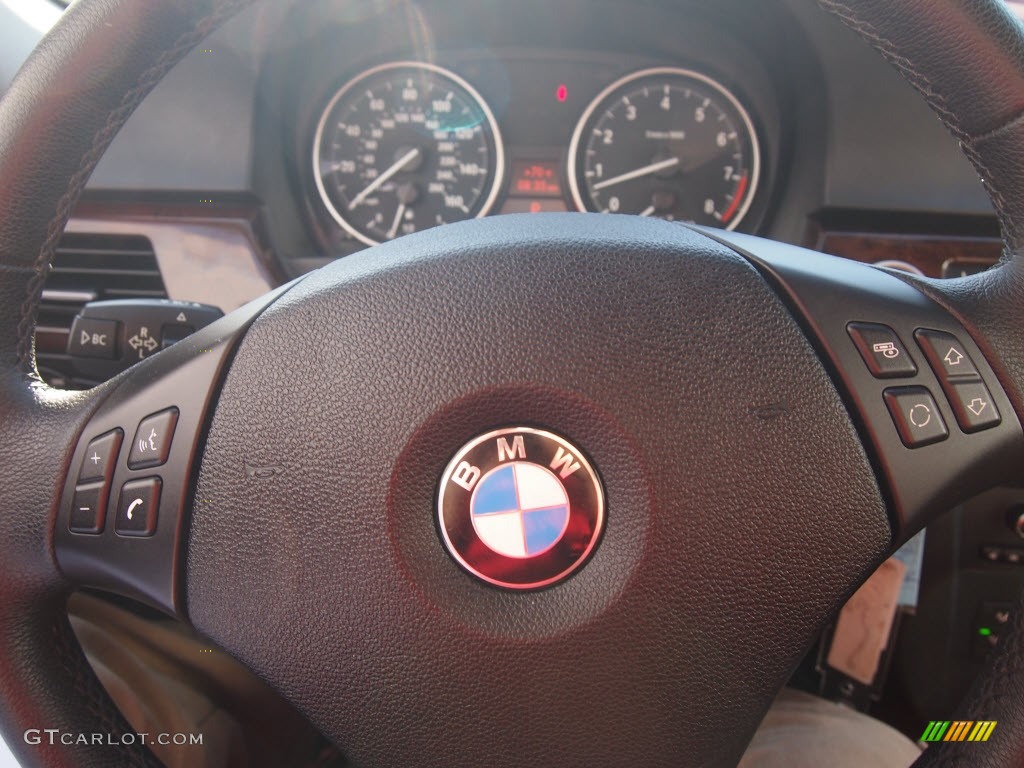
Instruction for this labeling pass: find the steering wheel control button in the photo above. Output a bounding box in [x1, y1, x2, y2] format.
[128, 408, 179, 470]
[915, 329, 980, 380]
[115, 477, 161, 537]
[67, 316, 119, 359]
[913, 329, 1001, 433]
[883, 387, 949, 448]
[948, 380, 1001, 433]
[437, 427, 605, 589]
[76, 428, 123, 484]
[69, 483, 108, 534]
[846, 323, 917, 378]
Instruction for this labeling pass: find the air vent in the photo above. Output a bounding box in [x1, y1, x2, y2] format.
[35, 232, 166, 389]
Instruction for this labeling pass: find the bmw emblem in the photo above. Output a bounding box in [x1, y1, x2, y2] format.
[437, 427, 605, 589]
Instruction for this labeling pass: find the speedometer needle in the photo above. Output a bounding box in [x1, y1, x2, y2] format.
[591, 156, 679, 191]
[348, 148, 422, 210]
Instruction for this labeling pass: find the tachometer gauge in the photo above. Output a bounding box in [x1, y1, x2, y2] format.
[567, 67, 760, 230]
[313, 62, 505, 246]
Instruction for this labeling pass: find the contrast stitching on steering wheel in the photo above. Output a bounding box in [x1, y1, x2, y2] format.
[814, 1, 965, 135]
[959, 138, 1022, 258]
[815, 0, 1024, 255]
[15, 0, 255, 374]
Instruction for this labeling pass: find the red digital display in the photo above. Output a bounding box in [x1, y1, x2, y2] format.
[510, 160, 562, 198]
[499, 198, 568, 215]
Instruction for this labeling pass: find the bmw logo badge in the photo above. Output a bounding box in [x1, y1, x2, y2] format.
[437, 427, 605, 589]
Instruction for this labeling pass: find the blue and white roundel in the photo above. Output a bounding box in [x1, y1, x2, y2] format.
[470, 462, 570, 558]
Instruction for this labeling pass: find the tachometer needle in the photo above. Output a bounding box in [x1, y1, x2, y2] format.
[386, 203, 407, 240]
[348, 148, 422, 210]
[592, 156, 680, 191]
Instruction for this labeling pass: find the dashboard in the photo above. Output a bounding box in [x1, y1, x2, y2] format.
[260, 0, 789, 266]
[60, 0, 998, 280]
[2, 0, 1021, 743]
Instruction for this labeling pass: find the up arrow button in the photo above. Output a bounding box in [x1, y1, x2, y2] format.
[915, 329, 979, 379]
[943, 347, 964, 367]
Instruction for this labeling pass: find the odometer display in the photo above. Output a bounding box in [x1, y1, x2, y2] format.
[568, 67, 760, 229]
[313, 62, 504, 246]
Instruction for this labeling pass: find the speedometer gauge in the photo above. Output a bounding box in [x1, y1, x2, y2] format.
[567, 67, 760, 230]
[313, 62, 505, 246]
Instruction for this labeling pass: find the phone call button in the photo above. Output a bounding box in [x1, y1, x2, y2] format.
[115, 477, 161, 537]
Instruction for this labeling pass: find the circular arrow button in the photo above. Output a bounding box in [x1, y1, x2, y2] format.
[883, 387, 950, 449]
[908, 403, 933, 428]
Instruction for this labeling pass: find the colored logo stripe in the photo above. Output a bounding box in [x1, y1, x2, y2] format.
[968, 721, 997, 742]
[920, 720, 997, 742]
[920, 721, 949, 742]
[946, 722, 971, 742]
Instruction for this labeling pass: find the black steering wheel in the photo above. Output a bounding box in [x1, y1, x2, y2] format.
[2, 0, 1024, 766]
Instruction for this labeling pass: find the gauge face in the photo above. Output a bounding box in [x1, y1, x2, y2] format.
[313, 62, 505, 246]
[568, 67, 761, 230]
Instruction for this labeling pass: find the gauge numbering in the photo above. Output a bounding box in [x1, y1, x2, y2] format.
[568, 67, 761, 230]
[313, 61, 505, 246]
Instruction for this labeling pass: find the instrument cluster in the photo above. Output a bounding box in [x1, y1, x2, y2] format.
[308, 51, 772, 250]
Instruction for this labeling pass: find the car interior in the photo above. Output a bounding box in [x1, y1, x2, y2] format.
[2, 0, 1024, 766]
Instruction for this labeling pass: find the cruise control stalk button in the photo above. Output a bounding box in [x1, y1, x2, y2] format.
[883, 387, 949, 448]
[847, 323, 917, 378]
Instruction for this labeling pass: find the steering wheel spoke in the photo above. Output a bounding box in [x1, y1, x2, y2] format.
[701, 228, 1024, 541]
[54, 285, 294, 616]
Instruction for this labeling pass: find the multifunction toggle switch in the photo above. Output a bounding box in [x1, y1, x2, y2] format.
[915, 329, 1001, 433]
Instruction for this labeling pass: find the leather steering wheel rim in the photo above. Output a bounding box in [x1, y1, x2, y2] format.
[1, 0, 1024, 766]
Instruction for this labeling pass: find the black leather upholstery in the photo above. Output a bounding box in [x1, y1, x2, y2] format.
[0, 370, 157, 768]
[0, 1, 251, 765]
[802, 4, 1024, 763]
[0, 0, 1022, 765]
[812, 0, 1024, 401]
[187, 213, 892, 767]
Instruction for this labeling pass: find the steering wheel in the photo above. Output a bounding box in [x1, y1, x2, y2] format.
[2, 0, 1024, 765]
